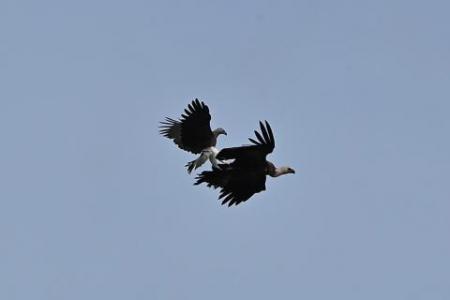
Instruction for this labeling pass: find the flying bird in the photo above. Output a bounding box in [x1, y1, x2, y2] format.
[159, 99, 227, 173]
[195, 121, 295, 206]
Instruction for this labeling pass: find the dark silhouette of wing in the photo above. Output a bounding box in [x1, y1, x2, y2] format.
[159, 99, 214, 154]
[195, 121, 276, 206]
[195, 166, 267, 206]
[217, 121, 275, 167]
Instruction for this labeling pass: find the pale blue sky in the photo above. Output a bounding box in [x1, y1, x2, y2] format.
[1, 0, 450, 299]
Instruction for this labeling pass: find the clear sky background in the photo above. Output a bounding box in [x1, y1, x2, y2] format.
[1, 0, 450, 299]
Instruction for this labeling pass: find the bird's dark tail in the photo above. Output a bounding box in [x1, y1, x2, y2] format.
[194, 165, 229, 188]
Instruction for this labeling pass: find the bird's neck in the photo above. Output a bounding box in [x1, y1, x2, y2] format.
[212, 129, 221, 137]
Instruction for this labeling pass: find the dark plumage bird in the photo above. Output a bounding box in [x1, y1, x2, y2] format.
[195, 121, 295, 206]
[159, 99, 227, 173]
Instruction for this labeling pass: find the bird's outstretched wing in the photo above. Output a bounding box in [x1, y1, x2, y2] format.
[159, 99, 214, 154]
[217, 120, 275, 167]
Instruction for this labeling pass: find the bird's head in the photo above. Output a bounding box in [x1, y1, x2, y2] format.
[214, 128, 227, 136]
[271, 166, 295, 177]
[287, 167, 295, 174]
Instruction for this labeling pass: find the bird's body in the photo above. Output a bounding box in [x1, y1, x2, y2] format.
[159, 99, 227, 173]
[195, 121, 295, 206]
[189, 146, 222, 171]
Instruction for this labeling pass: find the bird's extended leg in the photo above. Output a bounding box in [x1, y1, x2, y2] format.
[208, 147, 224, 170]
[185, 151, 209, 174]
